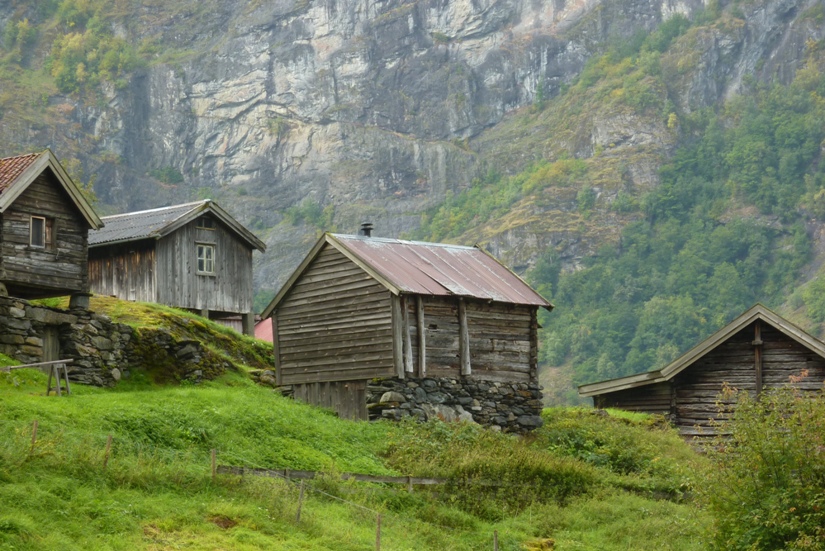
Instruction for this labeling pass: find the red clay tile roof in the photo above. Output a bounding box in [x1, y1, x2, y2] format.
[0, 152, 42, 193]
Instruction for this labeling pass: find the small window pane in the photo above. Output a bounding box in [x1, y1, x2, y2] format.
[197, 244, 215, 274]
[30, 217, 45, 248]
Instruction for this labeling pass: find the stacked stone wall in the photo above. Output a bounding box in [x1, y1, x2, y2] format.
[0, 296, 227, 386]
[367, 377, 544, 433]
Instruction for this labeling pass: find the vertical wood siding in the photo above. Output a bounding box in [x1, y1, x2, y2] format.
[154, 220, 254, 314]
[275, 245, 395, 385]
[292, 381, 368, 420]
[88, 241, 156, 302]
[0, 170, 89, 297]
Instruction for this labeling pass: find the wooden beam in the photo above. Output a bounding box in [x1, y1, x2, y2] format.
[391, 295, 404, 379]
[754, 320, 763, 395]
[272, 311, 282, 386]
[402, 296, 413, 373]
[459, 299, 471, 376]
[416, 296, 426, 377]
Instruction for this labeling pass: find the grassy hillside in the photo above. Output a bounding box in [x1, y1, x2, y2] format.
[0, 299, 712, 550]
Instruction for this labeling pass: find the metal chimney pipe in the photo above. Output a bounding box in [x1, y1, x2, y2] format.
[359, 222, 373, 237]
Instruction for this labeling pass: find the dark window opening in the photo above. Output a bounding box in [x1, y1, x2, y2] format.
[197, 216, 216, 230]
[30, 216, 54, 249]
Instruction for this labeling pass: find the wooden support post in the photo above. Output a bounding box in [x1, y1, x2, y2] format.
[754, 320, 763, 395]
[61, 363, 71, 395]
[103, 435, 113, 469]
[295, 480, 305, 523]
[376, 514, 381, 551]
[211, 449, 217, 483]
[494, 530, 499, 551]
[391, 295, 405, 379]
[402, 296, 413, 374]
[30, 419, 38, 455]
[407, 475, 413, 494]
[242, 311, 255, 336]
[459, 299, 471, 376]
[416, 297, 426, 377]
[271, 313, 282, 386]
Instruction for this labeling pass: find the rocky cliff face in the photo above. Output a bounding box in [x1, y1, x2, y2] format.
[1, 0, 822, 302]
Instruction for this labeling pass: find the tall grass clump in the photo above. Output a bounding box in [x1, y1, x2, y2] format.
[537, 408, 702, 496]
[384, 420, 598, 519]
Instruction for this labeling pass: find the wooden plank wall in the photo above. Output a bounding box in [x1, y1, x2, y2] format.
[0, 170, 89, 298]
[466, 301, 533, 382]
[761, 324, 825, 390]
[88, 241, 156, 302]
[404, 297, 535, 381]
[155, 219, 254, 315]
[292, 380, 368, 420]
[275, 245, 395, 385]
[594, 382, 672, 415]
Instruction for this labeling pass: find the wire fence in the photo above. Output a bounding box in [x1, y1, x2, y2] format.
[0, 418, 510, 550]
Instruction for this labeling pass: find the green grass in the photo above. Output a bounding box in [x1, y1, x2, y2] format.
[0, 298, 712, 549]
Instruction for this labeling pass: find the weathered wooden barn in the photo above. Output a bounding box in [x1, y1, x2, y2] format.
[0, 150, 102, 301]
[88, 200, 266, 335]
[579, 304, 825, 438]
[261, 230, 553, 425]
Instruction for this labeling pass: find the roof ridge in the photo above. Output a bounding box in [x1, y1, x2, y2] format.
[100, 199, 208, 220]
[331, 233, 477, 250]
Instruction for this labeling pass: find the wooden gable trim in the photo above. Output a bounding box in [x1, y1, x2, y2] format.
[157, 200, 266, 252]
[0, 150, 102, 229]
[578, 303, 825, 398]
[325, 234, 402, 296]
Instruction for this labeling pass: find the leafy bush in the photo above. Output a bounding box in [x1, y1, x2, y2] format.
[702, 386, 825, 550]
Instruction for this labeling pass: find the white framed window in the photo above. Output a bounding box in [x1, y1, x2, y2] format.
[197, 243, 215, 274]
[30, 216, 45, 247]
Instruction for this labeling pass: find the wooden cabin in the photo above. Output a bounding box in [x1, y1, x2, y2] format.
[261, 231, 553, 421]
[0, 150, 102, 300]
[88, 200, 266, 335]
[579, 304, 825, 439]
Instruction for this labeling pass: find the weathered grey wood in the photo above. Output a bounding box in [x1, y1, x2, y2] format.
[459, 299, 471, 376]
[416, 296, 426, 377]
[402, 296, 413, 374]
[1, 170, 90, 298]
[273, 311, 283, 385]
[391, 294, 404, 379]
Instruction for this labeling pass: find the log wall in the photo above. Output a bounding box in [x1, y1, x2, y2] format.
[274, 245, 395, 386]
[0, 170, 89, 298]
[595, 320, 825, 439]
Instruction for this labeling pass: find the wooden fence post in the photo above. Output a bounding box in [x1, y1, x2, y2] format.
[30, 419, 38, 455]
[295, 480, 305, 523]
[211, 449, 217, 483]
[494, 530, 499, 551]
[376, 514, 381, 551]
[102, 435, 113, 469]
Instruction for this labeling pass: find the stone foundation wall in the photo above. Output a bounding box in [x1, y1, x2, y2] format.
[367, 377, 544, 433]
[0, 295, 227, 386]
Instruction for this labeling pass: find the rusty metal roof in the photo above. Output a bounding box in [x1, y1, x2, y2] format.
[332, 234, 552, 307]
[88, 200, 265, 251]
[0, 152, 40, 193]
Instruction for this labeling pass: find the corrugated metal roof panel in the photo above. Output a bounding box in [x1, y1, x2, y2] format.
[331, 234, 551, 308]
[0, 152, 41, 193]
[88, 201, 205, 246]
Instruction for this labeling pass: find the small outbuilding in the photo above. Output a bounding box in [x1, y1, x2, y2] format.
[0, 150, 102, 301]
[88, 200, 266, 334]
[261, 228, 553, 430]
[579, 304, 825, 439]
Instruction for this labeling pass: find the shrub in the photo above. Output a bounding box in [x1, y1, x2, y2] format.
[702, 386, 825, 550]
